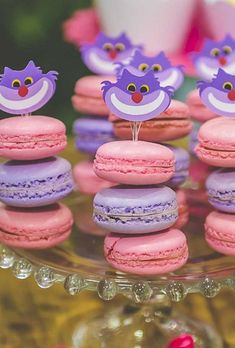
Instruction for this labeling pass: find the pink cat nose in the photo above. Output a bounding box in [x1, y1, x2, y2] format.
[131, 92, 143, 103]
[219, 57, 227, 66]
[18, 85, 28, 97]
[228, 90, 235, 101]
[109, 50, 117, 60]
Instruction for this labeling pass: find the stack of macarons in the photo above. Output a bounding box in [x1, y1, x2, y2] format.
[90, 67, 190, 275]
[0, 61, 74, 249]
[193, 66, 235, 255]
[93, 141, 189, 275]
[196, 118, 235, 255]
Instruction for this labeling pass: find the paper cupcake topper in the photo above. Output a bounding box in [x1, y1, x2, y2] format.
[193, 34, 235, 81]
[80, 32, 142, 75]
[198, 68, 235, 117]
[102, 69, 173, 122]
[116, 50, 184, 91]
[167, 334, 194, 348]
[0, 60, 58, 115]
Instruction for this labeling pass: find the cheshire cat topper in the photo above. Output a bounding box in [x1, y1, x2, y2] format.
[116, 50, 184, 90]
[197, 68, 235, 117]
[0, 60, 58, 115]
[102, 69, 173, 122]
[193, 34, 235, 81]
[80, 32, 141, 75]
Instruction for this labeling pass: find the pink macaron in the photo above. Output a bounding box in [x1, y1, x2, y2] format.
[186, 89, 218, 122]
[205, 211, 235, 255]
[196, 117, 235, 167]
[94, 140, 175, 185]
[0, 203, 73, 249]
[72, 75, 116, 116]
[0, 115, 67, 160]
[73, 160, 114, 195]
[104, 229, 188, 275]
[109, 100, 192, 142]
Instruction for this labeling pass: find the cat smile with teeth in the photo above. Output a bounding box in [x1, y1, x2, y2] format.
[102, 69, 173, 122]
[198, 68, 235, 117]
[0, 60, 58, 115]
[193, 34, 235, 81]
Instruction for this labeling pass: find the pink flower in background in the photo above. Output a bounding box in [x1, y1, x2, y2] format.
[167, 334, 194, 348]
[63, 7, 100, 47]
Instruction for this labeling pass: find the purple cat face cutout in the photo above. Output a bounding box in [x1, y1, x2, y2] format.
[198, 69, 235, 117]
[102, 69, 173, 122]
[0, 60, 58, 115]
[117, 51, 184, 90]
[80, 32, 141, 75]
[193, 34, 235, 81]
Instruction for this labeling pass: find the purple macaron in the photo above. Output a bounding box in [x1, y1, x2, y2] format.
[0, 157, 74, 207]
[73, 117, 115, 155]
[165, 145, 190, 188]
[206, 168, 235, 213]
[93, 185, 178, 234]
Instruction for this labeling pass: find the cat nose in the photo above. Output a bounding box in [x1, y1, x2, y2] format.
[219, 56, 227, 66]
[109, 50, 117, 60]
[18, 85, 28, 97]
[228, 90, 235, 101]
[131, 92, 143, 103]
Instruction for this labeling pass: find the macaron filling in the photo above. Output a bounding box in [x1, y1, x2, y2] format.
[94, 204, 178, 225]
[0, 223, 71, 242]
[0, 171, 73, 200]
[93, 185, 178, 233]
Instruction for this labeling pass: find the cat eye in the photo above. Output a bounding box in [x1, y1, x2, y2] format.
[223, 81, 233, 90]
[103, 43, 113, 52]
[152, 64, 162, 72]
[210, 48, 220, 57]
[140, 84, 150, 93]
[12, 79, 21, 88]
[127, 83, 136, 92]
[223, 46, 232, 55]
[115, 43, 125, 52]
[138, 63, 149, 72]
[24, 77, 34, 85]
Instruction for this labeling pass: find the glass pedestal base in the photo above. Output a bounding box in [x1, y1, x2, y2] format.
[61, 296, 222, 348]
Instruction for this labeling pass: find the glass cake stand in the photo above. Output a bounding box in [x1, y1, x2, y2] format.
[1, 184, 234, 348]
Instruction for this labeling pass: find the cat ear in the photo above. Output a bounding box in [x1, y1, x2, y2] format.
[144, 69, 156, 79]
[223, 33, 234, 44]
[157, 51, 166, 58]
[119, 32, 127, 39]
[121, 68, 132, 80]
[3, 67, 12, 75]
[212, 68, 224, 81]
[25, 60, 37, 69]
[133, 49, 142, 59]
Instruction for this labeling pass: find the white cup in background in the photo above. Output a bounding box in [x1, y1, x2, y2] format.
[95, 0, 196, 54]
